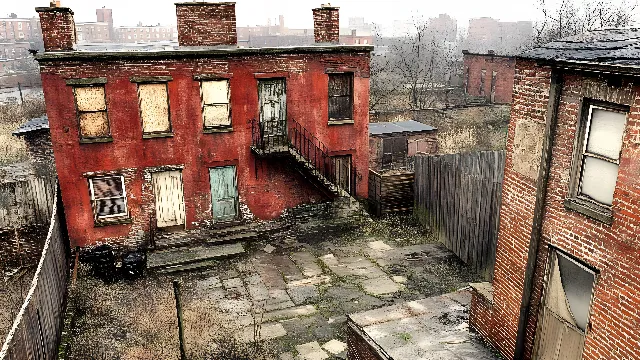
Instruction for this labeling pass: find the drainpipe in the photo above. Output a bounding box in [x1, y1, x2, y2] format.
[513, 68, 563, 359]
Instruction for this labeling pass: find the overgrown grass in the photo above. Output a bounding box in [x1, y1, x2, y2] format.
[0, 97, 46, 166]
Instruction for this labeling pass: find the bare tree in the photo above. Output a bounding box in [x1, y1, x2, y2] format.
[535, 0, 638, 45]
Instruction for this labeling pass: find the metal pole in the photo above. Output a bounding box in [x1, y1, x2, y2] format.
[173, 280, 187, 360]
[18, 82, 23, 105]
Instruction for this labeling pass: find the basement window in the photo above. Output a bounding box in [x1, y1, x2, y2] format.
[137, 82, 172, 138]
[89, 175, 129, 223]
[72, 83, 111, 143]
[201, 79, 232, 131]
[565, 100, 628, 223]
[328, 73, 354, 122]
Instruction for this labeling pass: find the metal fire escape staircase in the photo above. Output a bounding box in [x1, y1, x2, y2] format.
[250, 118, 357, 200]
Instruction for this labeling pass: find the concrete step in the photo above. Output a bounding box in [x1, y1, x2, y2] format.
[148, 242, 245, 272]
[154, 226, 260, 250]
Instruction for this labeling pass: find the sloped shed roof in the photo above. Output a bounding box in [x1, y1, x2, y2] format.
[521, 28, 640, 66]
[13, 115, 49, 136]
[369, 120, 436, 136]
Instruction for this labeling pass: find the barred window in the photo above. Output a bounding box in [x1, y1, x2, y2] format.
[89, 176, 128, 220]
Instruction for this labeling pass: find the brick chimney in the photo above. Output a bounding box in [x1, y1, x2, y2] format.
[35, 5, 76, 51]
[313, 4, 340, 44]
[175, 2, 237, 46]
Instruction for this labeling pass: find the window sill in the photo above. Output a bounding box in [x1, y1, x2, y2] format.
[203, 127, 233, 134]
[94, 217, 132, 227]
[328, 119, 355, 125]
[80, 137, 113, 144]
[143, 133, 174, 139]
[564, 198, 613, 225]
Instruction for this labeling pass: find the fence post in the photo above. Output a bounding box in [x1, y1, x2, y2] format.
[173, 280, 187, 360]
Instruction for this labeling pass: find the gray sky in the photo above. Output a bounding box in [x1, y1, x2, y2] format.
[3, 0, 637, 31]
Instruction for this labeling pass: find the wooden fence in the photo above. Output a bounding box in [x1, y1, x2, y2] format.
[414, 151, 505, 280]
[0, 177, 56, 229]
[0, 184, 70, 360]
[368, 170, 415, 217]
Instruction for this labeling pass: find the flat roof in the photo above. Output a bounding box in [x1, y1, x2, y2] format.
[35, 44, 374, 61]
[369, 120, 436, 136]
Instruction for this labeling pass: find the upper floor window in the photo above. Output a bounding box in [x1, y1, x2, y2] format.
[566, 100, 628, 223]
[136, 81, 172, 138]
[201, 79, 231, 130]
[71, 82, 111, 142]
[89, 175, 128, 222]
[17, 22, 22, 30]
[328, 73, 353, 121]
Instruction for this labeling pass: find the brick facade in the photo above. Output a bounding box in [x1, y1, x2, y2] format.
[175, 2, 237, 46]
[470, 57, 640, 360]
[463, 51, 516, 104]
[35, 6, 75, 51]
[313, 6, 340, 44]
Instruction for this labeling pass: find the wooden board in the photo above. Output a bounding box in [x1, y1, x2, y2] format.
[152, 170, 186, 228]
[209, 166, 238, 222]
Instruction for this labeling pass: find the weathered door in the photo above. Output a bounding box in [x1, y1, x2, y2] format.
[334, 155, 352, 193]
[258, 79, 287, 148]
[151, 170, 186, 228]
[533, 251, 596, 360]
[209, 166, 238, 222]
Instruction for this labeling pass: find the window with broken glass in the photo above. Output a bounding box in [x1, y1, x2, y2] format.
[328, 73, 354, 121]
[89, 176, 128, 222]
[201, 79, 231, 130]
[567, 101, 628, 222]
[73, 85, 111, 142]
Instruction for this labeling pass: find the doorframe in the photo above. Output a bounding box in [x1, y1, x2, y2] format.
[145, 165, 186, 230]
[532, 245, 600, 359]
[257, 77, 288, 132]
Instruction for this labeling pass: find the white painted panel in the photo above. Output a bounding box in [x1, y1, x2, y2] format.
[580, 156, 619, 205]
[152, 170, 185, 228]
[586, 107, 626, 160]
[203, 104, 230, 127]
[139, 83, 170, 133]
[75, 86, 106, 111]
[202, 80, 229, 104]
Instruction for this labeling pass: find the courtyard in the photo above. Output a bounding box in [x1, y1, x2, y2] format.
[62, 214, 497, 359]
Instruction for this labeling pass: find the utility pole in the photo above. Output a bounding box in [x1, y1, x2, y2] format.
[18, 82, 23, 105]
[173, 280, 187, 360]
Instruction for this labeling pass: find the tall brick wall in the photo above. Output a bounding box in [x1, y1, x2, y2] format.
[470, 58, 640, 360]
[175, 2, 237, 46]
[463, 52, 516, 104]
[35, 7, 75, 51]
[313, 6, 340, 44]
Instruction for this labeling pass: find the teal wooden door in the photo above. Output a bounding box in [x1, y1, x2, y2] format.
[210, 166, 238, 222]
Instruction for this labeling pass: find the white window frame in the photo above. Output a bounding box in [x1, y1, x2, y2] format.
[89, 175, 129, 220]
[200, 79, 231, 129]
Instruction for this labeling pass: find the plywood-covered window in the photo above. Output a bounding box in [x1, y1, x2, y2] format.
[574, 104, 627, 207]
[138, 83, 171, 136]
[74, 85, 110, 141]
[328, 73, 353, 121]
[201, 80, 231, 129]
[89, 175, 128, 221]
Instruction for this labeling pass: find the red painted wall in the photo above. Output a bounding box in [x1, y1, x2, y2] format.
[39, 50, 371, 248]
[470, 59, 640, 360]
[463, 52, 515, 104]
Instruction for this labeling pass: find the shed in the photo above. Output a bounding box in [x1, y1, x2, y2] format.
[369, 120, 438, 171]
[13, 115, 54, 170]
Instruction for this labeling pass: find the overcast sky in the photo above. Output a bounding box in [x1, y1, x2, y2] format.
[3, 0, 638, 30]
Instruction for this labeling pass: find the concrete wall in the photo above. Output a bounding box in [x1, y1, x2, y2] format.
[470, 59, 640, 360]
[39, 50, 371, 248]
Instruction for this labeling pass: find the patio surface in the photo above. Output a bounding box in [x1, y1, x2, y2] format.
[63, 214, 492, 360]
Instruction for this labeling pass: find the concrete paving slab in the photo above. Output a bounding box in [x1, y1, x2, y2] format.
[288, 284, 319, 305]
[236, 322, 287, 343]
[290, 251, 323, 277]
[263, 305, 317, 322]
[367, 240, 393, 251]
[295, 341, 329, 360]
[362, 276, 403, 295]
[223, 277, 243, 289]
[321, 339, 347, 355]
[195, 276, 222, 290]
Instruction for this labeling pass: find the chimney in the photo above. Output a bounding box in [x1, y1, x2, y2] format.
[487, 49, 496, 55]
[35, 5, 76, 51]
[175, 2, 237, 46]
[313, 4, 340, 44]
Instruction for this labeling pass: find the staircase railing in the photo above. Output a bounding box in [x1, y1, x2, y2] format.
[250, 118, 357, 197]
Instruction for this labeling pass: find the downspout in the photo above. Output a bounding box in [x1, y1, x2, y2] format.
[513, 68, 563, 359]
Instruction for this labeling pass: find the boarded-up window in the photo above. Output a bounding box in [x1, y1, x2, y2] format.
[89, 176, 128, 220]
[383, 136, 407, 155]
[201, 80, 231, 128]
[577, 105, 627, 206]
[328, 73, 353, 120]
[74, 86, 110, 139]
[138, 83, 171, 134]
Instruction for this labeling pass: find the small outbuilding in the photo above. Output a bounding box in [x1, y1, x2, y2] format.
[368, 120, 438, 171]
[13, 115, 54, 171]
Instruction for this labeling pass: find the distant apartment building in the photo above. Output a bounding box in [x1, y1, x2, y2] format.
[0, 14, 42, 76]
[114, 24, 178, 43]
[429, 14, 457, 42]
[0, 14, 42, 43]
[76, 22, 112, 43]
[466, 17, 533, 55]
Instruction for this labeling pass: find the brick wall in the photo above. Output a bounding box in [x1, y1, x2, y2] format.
[463, 52, 516, 104]
[313, 6, 340, 44]
[470, 58, 640, 360]
[175, 2, 237, 46]
[35, 7, 75, 51]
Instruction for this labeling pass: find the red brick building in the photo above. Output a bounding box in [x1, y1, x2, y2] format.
[462, 50, 516, 104]
[469, 29, 640, 360]
[35, 3, 371, 249]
